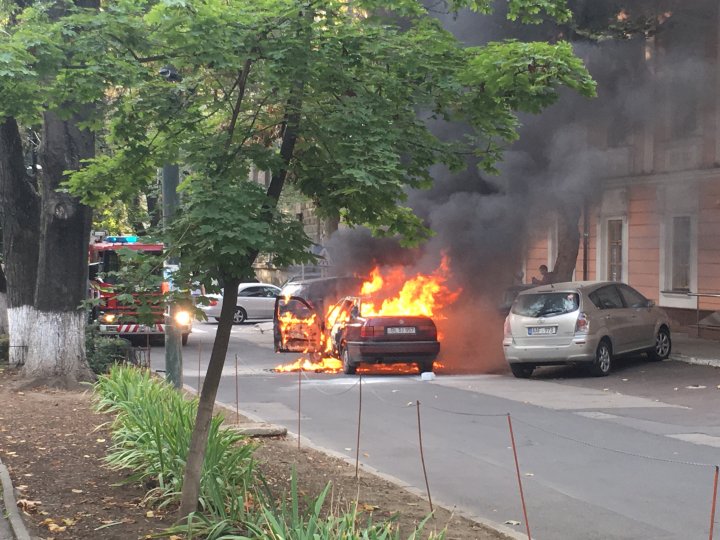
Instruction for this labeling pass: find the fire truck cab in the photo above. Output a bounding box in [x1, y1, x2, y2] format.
[88, 233, 192, 345]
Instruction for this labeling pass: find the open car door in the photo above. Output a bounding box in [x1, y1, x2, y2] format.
[273, 295, 323, 353]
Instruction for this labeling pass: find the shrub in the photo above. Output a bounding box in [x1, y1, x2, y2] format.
[0, 334, 8, 362]
[94, 366, 256, 512]
[85, 327, 133, 374]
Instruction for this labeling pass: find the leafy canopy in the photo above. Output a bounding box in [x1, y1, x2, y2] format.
[0, 0, 595, 285]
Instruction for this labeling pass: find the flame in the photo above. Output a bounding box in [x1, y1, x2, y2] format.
[361, 255, 460, 319]
[274, 355, 342, 373]
[274, 256, 460, 374]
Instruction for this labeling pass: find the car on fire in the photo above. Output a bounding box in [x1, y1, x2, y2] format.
[326, 296, 440, 374]
[200, 283, 281, 324]
[503, 281, 671, 378]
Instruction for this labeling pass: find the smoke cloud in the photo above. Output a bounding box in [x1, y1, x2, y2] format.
[325, 1, 714, 373]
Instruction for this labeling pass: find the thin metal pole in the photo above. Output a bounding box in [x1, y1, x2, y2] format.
[507, 414, 532, 540]
[416, 400, 433, 514]
[355, 375, 363, 479]
[235, 353, 239, 424]
[710, 465, 719, 540]
[297, 366, 302, 450]
[197, 340, 202, 391]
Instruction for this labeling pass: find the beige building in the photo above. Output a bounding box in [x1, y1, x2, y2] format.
[524, 5, 720, 337]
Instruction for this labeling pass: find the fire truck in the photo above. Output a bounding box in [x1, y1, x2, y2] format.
[88, 233, 192, 345]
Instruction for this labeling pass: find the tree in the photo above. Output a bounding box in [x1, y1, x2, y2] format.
[4, 0, 595, 518]
[0, 0, 103, 383]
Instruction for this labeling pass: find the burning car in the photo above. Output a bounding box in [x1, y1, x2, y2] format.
[326, 297, 440, 374]
[273, 261, 458, 375]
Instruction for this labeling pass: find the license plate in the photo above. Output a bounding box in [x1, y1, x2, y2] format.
[387, 327, 416, 335]
[528, 326, 557, 336]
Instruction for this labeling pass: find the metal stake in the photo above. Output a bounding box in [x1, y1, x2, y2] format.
[507, 414, 532, 540]
[416, 400, 433, 514]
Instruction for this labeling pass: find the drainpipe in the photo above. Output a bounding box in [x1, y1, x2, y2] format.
[582, 198, 589, 280]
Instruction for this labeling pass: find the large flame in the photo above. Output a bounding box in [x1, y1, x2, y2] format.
[274, 256, 460, 374]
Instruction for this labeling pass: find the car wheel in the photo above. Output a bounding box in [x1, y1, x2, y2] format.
[233, 307, 247, 324]
[418, 360, 435, 374]
[590, 339, 612, 376]
[649, 326, 671, 361]
[510, 364, 534, 378]
[181, 333, 189, 346]
[213, 317, 221, 322]
[342, 348, 357, 375]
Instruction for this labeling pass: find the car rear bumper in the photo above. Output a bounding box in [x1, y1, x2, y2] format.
[347, 340, 440, 364]
[503, 336, 598, 365]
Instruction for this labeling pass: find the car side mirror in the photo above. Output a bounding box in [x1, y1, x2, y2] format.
[645, 300, 655, 308]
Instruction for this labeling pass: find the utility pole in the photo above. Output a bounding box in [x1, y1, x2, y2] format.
[162, 163, 182, 388]
[159, 65, 184, 389]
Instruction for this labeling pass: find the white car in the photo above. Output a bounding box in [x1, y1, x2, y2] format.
[201, 283, 281, 324]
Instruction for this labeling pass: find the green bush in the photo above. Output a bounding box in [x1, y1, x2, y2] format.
[0, 334, 8, 362]
[85, 328, 133, 374]
[94, 366, 256, 512]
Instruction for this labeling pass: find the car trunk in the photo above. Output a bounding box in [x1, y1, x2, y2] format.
[510, 291, 580, 347]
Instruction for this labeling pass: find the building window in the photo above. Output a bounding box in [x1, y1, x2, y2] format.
[670, 216, 691, 292]
[607, 219, 623, 282]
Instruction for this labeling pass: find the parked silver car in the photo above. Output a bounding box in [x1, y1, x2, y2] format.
[503, 281, 671, 378]
[200, 283, 281, 324]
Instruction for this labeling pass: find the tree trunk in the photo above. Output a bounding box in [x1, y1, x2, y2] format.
[0, 117, 40, 365]
[178, 278, 240, 518]
[552, 203, 582, 282]
[21, 111, 94, 383]
[0, 266, 7, 335]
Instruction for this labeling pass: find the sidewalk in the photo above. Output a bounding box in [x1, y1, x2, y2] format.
[670, 332, 720, 368]
[0, 457, 30, 540]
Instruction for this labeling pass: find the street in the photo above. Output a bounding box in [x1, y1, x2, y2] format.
[151, 322, 720, 540]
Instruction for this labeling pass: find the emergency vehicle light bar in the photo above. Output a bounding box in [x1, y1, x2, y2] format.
[106, 235, 139, 244]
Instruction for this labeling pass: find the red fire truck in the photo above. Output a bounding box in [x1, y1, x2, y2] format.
[88, 233, 192, 345]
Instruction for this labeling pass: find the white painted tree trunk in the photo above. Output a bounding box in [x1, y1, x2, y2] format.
[8, 306, 34, 366]
[19, 308, 92, 382]
[0, 292, 7, 335]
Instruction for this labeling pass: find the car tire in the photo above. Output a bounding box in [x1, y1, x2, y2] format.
[418, 360, 434, 374]
[181, 333, 189, 346]
[342, 348, 357, 375]
[648, 326, 671, 361]
[590, 339, 612, 376]
[233, 307, 247, 324]
[213, 317, 221, 322]
[510, 364, 534, 378]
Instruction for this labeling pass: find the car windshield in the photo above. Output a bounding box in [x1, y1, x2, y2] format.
[512, 292, 580, 318]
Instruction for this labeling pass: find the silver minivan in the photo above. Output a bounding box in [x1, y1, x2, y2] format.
[503, 281, 671, 377]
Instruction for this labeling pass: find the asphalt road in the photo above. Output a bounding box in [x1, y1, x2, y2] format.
[151, 322, 720, 540]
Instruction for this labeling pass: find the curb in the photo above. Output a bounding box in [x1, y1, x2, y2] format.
[670, 353, 720, 369]
[0, 458, 32, 540]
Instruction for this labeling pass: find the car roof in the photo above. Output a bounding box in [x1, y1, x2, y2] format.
[238, 282, 278, 288]
[517, 281, 622, 296]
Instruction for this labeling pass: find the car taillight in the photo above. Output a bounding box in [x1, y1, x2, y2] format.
[575, 312, 589, 334]
[503, 317, 511, 338]
[360, 325, 374, 338]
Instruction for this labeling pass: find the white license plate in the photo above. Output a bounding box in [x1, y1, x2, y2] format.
[387, 327, 416, 335]
[528, 326, 557, 336]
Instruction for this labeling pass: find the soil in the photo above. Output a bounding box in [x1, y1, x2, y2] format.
[0, 364, 510, 540]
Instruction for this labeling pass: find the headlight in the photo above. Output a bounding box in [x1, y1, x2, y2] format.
[100, 313, 116, 323]
[174, 310, 192, 326]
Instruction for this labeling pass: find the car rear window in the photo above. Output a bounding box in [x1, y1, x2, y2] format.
[512, 292, 580, 318]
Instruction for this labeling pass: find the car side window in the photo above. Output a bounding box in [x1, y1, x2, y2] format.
[262, 287, 279, 297]
[241, 286, 264, 297]
[618, 285, 648, 308]
[590, 286, 625, 309]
